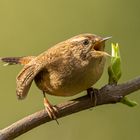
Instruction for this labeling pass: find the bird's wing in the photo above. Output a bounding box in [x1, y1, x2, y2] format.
[16, 53, 48, 99]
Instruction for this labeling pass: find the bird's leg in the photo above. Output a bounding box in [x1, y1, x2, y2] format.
[87, 87, 99, 106]
[43, 91, 59, 124]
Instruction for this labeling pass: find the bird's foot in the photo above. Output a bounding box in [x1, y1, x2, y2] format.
[87, 87, 99, 106]
[43, 98, 59, 124]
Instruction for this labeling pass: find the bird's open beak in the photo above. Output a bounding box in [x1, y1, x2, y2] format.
[94, 36, 112, 57]
[97, 36, 112, 57]
[94, 36, 112, 51]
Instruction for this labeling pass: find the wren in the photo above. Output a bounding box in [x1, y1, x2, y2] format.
[1, 33, 111, 120]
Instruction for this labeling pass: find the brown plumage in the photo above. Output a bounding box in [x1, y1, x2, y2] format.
[1, 33, 110, 120]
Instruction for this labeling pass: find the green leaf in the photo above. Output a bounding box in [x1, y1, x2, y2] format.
[121, 97, 138, 107]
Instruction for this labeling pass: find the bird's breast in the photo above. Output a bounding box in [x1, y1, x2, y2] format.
[35, 57, 106, 97]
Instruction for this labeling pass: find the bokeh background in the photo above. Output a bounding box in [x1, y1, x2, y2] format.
[0, 0, 140, 140]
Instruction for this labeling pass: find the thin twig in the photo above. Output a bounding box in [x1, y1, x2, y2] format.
[0, 76, 140, 140]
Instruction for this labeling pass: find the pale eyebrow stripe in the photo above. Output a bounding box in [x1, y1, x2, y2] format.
[70, 37, 86, 42]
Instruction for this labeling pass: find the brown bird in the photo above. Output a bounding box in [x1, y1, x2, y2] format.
[1, 33, 110, 120]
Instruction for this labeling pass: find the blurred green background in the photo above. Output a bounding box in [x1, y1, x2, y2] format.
[0, 0, 140, 140]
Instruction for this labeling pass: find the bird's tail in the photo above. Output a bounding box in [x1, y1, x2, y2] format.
[0, 56, 35, 66]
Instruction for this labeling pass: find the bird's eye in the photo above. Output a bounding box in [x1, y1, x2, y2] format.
[82, 39, 90, 46]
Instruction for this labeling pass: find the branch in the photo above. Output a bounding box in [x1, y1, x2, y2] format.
[1, 76, 140, 140]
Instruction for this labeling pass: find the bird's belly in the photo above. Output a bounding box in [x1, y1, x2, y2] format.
[36, 66, 102, 96]
[57, 68, 102, 96]
[35, 59, 105, 97]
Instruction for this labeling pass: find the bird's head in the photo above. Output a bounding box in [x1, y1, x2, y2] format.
[67, 33, 111, 60]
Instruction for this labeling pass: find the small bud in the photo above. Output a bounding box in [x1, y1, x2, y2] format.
[108, 43, 138, 107]
[108, 43, 121, 84]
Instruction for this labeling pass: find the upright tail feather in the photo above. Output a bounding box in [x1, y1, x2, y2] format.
[0, 56, 35, 65]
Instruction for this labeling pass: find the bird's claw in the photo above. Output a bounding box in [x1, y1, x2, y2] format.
[44, 98, 59, 124]
[87, 87, 99, 106]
